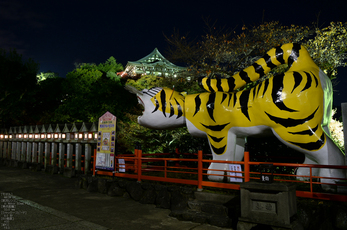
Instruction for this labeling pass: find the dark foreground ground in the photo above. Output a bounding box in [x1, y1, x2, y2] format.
[0, 166, 226, 230]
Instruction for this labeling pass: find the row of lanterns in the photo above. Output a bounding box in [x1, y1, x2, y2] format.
[0, 122, 98, 142]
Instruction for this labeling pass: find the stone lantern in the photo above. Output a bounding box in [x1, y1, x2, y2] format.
[53, 124, 64, 141]
[71, 122, 83, 141]
[28, 126, 35, 140]
[63, 123, 73, 141]
[40, 124, 48, 141]
[34, 125, 41, 140]
[80, 122, 97, 174]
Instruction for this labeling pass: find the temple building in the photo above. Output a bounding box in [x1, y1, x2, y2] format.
[120, 48, 187, 78]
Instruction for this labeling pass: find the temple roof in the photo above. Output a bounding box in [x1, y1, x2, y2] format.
[124, 48, 186, 77]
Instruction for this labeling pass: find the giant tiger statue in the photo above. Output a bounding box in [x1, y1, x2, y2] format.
[131, 43, 346, 188]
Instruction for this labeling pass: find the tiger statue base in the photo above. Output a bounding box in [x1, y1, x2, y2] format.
[131, 43, 346, 192]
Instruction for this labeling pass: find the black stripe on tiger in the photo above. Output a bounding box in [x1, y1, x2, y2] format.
[311, 71, 319, 87]
[272, 73, 297, 112]
[169, 102, 174, 117]
[275, 46, 285, 64]
[207, 93, 216, 122]
[263, 53, 277, 69]
[252, 87, 256, 100]
[193, 95, 201, 117]
[288, 43, 301, 68]
[227, 78, 236, 91]
[174, 98, 183, 119]
[262, 79, 269, 97]
[207, 134, 224, 143]
[201, 123, 230, 132]
[289, 125, 319, 136]
[265, 107, 319, 128]
[301, 71, 312, 92]
[145, 87, 161, 97]
[216, 78, 223, 92]
[228, 94, 232, 106]
[256, 81, 263, 97]
[239, 90, 251, 121]
[289, 132, 325, 151]
[252, 63, 265, 77]
[152, 98, 159, 113]
[292, 71, 303, 93]
[221, 93, 227, 104]
[206, 78, 214, 92]
[160, 90, 167, 117]
[239, 70, 252, 84]
[211, 145, 226, 155]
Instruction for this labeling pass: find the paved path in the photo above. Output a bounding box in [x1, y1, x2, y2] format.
[0, 166, 228, 230]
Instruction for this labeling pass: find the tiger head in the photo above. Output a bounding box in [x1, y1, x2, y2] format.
[136, 87, 186, 129]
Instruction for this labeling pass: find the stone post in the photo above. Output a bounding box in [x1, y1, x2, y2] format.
[21, 142, 26, 161]
[75, 143, 82, 172]
[51, 142, 58, 166]
[58, 143, 66, 169]
[3, 141, 9, 159]
[84, 143, 92, 175]
[16, 141, 21, 161]
[66, 143, 73, 168]
[11, 142, 16, 160]
[7, 142, 11, 160]
[32, 142, 38, 163]
[38, 143, 44, 164]
[44, 142, 50, 168]
[26, 142, 31, 163]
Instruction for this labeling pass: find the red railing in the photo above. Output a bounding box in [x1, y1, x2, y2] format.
[92, 148, 347, 202]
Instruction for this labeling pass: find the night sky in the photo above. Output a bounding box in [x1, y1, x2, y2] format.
[1, 0, 347, 106]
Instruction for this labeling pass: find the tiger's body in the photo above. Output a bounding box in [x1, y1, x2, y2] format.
[135, 43, 345, 188]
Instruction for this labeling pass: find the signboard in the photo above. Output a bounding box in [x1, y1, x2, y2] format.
[95, 112, 116, 171]
[118, 158, 126, 172]
[229, 164, 243, 183]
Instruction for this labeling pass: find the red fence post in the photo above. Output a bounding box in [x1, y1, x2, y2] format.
[310, 167, 313, 193]
[134, 147, 138, 173]
[137, 148, 142, 182]
[244, 143, 250, 182]
[198, 147, 203, 191]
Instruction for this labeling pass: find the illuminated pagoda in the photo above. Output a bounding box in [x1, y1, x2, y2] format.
[120, 48, 187, 78]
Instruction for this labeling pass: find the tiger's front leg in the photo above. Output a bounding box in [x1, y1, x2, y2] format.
[207, 133, 245, 181]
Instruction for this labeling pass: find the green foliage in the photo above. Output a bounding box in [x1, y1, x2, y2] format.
[32, 76, 65, 124]
[52, 57, 138, 123]
[37, 71, 59, 82]
[117, 113, 210, 154]
[305, 22, 347, 79]
[0, 48, 40, 127]
[126, 75, 165, 91]
[167, 21, 313, 83]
